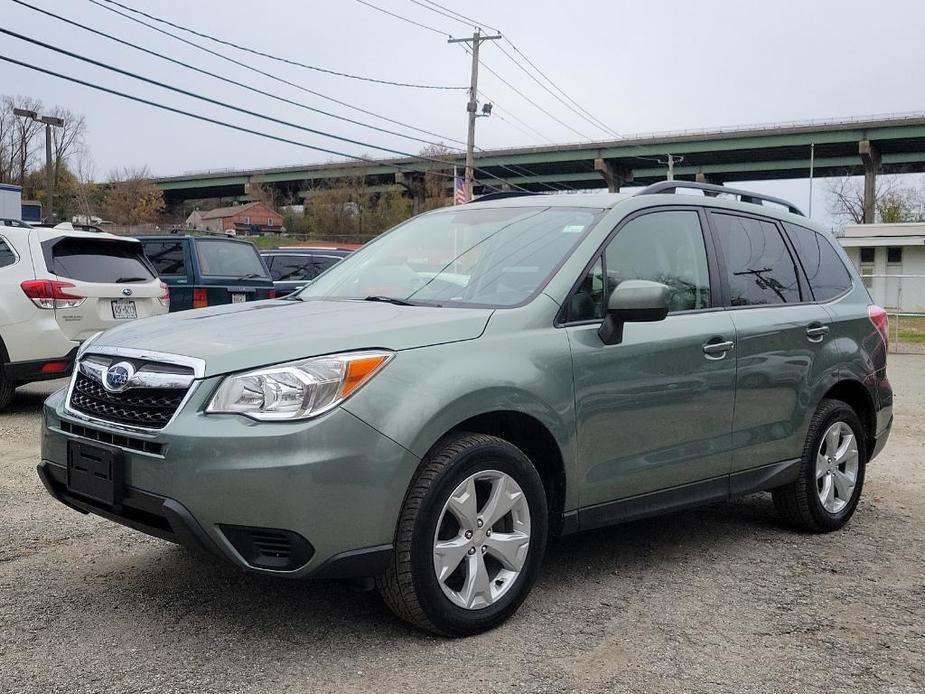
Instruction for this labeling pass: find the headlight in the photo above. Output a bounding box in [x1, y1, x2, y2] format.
[206, 350, 394, 421]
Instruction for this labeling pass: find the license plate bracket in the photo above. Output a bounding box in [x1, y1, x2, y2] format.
[66, 441, 123, 507]
[111, 299, 137, 319]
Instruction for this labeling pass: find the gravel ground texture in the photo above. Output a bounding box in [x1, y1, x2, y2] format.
[1, 356, 922, 694]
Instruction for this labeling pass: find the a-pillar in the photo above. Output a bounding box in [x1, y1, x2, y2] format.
[859, 140, 880, 224]
[395, 172, 427, 215]
[594, 158, 633, 193]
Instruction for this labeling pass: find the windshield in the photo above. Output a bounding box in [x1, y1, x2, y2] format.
[297, 206, 602, 307]
[195, 239, 269, 278]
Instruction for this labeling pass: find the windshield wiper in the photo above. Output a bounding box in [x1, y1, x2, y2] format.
[363, 295, 414, 306]
[233, 273, 263, 280]
[115, 276, 148, 283]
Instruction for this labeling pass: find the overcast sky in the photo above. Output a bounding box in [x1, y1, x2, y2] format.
[2, 0, 924, 224]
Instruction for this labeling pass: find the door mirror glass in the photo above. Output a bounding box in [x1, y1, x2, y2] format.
[599, 280, 670, 345]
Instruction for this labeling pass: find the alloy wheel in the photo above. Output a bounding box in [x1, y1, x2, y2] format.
[815, 421, 859, 514]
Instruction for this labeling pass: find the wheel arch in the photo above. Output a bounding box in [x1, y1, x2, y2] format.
[821, 379, 876, 458]
[424, 410, 568, 536]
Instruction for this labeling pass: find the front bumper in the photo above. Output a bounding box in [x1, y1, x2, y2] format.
[40, 386, 420, 578]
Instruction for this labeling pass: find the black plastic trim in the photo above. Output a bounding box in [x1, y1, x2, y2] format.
[308, 544, 393, 579]
[638, 181, 805, 216]
[4, 346, 78, 382]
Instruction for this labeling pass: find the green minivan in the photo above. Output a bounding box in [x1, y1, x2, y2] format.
[38, 184, 892, 636]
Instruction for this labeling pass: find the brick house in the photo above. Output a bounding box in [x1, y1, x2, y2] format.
[186, 202, 284, 235]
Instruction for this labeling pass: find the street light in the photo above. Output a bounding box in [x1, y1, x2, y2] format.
[12, 108, 64, 223]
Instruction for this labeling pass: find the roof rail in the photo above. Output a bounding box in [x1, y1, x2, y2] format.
[637, 181, 804, 216]
[469, 191, 542, 203]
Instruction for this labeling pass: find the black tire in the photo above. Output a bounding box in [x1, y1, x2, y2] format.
[0, 367, 14, 412]
[773, 398, 867, 532]
[377, 432, 548, 637]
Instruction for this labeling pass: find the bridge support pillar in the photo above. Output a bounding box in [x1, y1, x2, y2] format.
[859, 140, 880, 224]
[594, 158, 633, 193]
[396, 172, 427, 215]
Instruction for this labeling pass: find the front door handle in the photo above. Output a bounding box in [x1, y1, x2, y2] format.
[806, 324, 830, 342]
[703, 339, 735, 360]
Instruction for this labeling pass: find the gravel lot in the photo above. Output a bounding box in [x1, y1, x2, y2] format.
[1, 356, 923, 694]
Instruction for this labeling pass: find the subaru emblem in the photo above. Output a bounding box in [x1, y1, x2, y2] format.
[122, 287, 133, 296]
[104, 362, 134, 391]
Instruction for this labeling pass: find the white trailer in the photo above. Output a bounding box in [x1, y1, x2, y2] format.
[0, 183, 23, 220]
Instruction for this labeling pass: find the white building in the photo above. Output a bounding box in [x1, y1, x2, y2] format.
[839, 223, 925, 312]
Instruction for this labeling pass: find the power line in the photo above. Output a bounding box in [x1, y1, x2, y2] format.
[89, 0, 468, 148]
[0, 54, 524, 195]
[97, 0, 463, 90]
[14, 0, 459, 151]
[496, 42, 622, 140]
[414, 0, 501, 33]
[354, 0, 450, 36]
[503, 38, 623, 139]
[0, 28, 528, 192]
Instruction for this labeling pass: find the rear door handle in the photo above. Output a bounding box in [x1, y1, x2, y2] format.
[703, 339, 735, 359]
[806, 324, 830, 342]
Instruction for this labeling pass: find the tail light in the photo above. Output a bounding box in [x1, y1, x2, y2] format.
[868, 304, 889, 350]
[268, 288, 277, 299]
[21, 279, 85, 309]
[157, 281, 170, 309]
[193, 287, 208, 309]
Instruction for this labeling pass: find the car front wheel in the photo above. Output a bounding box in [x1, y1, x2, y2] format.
[378, 432, 548, 636]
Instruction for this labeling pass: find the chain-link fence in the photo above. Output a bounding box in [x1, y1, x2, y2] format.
[860, 274, 925, 353]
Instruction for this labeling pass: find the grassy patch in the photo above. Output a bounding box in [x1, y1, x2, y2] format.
[889, 314, 925, 344]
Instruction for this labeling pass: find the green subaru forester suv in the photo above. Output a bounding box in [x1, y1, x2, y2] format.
[38, 183, 892, 636]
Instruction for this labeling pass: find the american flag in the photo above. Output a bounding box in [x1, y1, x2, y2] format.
[454, 168, 466, 205]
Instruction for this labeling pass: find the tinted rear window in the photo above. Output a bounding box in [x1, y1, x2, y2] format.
[784, 223, 853, 301]
[195, 240, 268, 278]
[0, 238, 15, 268]
[711, 213, 800, 306]
[268, 254, 313, 281]
[143, 241, 187, 276]
[47, 238, 155, 283]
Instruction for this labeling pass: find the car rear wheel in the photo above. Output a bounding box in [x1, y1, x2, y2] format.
[377, 432, 548, 636]
[773, 398, 867, 532]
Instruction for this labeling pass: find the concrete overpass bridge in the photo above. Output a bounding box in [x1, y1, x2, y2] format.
[156, 113, 925, 223]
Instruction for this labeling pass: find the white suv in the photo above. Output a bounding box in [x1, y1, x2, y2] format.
[0, 221, 169, 409]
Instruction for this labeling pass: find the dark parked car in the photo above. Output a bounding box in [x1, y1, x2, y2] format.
[260, 247, 351, 295]
[140, 235, 275, 311]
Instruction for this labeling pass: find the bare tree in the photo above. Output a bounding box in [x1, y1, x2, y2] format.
[101, 166, 165, 226]
[5, 96, 44, 188]
[826, 174, 925, 226]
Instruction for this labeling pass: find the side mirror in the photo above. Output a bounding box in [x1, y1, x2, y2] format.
[598, 280, 671, 345]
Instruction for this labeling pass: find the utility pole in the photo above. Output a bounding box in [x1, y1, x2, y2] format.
[13, 108, 64, 222]
[808, 142, 815, 217]
[666, 154, 675, 181]
[448, 30, 501, 201]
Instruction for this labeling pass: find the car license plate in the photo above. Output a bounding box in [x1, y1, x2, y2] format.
[231, 293, 246, 304]
[67, 441, 123, 506]
[111, 299, 137, 319]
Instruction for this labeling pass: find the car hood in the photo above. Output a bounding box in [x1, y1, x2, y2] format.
[89, 299, 493, 376]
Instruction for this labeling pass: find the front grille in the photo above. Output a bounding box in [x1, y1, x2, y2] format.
[59, 420, 164, 455]
[68, 361, 191, 430]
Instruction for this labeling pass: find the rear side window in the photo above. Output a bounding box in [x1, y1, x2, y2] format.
[143, 241, 187, 276]
[784, 223, 853, 301]
[0, 238, 15, 268]
[269, 254, 313, 281]
[313, 255, 342, 275]
[195, 240, 269, 278]
[711, 213, 800, 306]
[45, 238, 155, 283]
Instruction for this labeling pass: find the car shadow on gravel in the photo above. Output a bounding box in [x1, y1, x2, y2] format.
[6, 382, 66, 415]
[51, 492, 795, 643]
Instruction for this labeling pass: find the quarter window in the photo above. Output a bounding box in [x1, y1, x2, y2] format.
[142, 241, 187, 276]
[566, 210, 711, 321]
[784, 223, 853, 301]
[0, 238, 15, 268]
[711, 213, 800, 306]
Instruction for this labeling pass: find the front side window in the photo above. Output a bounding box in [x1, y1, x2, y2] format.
[566, 210, 711, 321]
[45, 238, 156, 283]
[269, 255, 313, 281]
[299, 206, 603, 308]
[143, 241, 187, 276]
[195, 240, 269, 278]
[0, 238, 15, 268]
[784, 223, 853, 301]
[711, 213, 800, 306]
